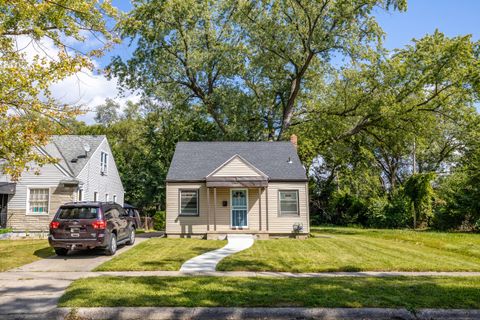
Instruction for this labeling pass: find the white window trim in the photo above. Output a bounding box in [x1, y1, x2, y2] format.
[278, 190, 300, 216]
[78, 188, 84, 202]
[26, 186, 52, 216]
[230, 188, 249, 228]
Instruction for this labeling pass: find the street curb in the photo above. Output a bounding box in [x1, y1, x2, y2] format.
[5, 307, 478, 320]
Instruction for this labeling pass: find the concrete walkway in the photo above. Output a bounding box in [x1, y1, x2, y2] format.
[0, 237, 148, 317]
[180, 234, 255, 272]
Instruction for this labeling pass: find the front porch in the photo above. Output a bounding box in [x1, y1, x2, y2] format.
[204, 181, 269, 238]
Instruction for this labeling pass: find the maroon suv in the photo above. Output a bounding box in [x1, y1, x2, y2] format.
[48, 201, 136, 256]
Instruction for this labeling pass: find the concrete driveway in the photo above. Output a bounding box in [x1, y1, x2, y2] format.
[12, 238, 146, 272]
[0, 233, 161, 318]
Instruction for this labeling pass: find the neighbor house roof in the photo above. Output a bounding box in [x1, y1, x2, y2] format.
[42, 135, 106, 177]
[166, 142, 307, 182]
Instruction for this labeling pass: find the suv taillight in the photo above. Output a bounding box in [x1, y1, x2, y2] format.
[50, 221, 60, 229]
[92, 220, 106, 230]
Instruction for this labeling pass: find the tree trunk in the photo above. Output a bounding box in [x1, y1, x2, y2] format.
[278, 51, 315, 139]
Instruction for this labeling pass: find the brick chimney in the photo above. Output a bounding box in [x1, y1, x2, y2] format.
[290, 134, 298, 149]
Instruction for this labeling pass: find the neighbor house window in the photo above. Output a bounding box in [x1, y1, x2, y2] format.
[93, 192, 98, 201]
[78, 188, 83, 201]
[105, 193, 109, 201]
[28, 188, 49, 214]
[278, 190, 299, 215]
[179, 189, 199, 216]
[113, 195, 117, 203]
[100, 151, 108, 174]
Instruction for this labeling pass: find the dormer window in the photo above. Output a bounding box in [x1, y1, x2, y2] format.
[100, 151, 108, 174]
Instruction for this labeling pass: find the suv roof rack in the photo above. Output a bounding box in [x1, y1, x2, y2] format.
[63, 201, 118, 205]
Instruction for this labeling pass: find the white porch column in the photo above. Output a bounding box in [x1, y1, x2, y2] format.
[206, 187, 210, 231]
[213, 187, 217, 231]
[258, 187, 262, 231]
[265, 184, 269, 231]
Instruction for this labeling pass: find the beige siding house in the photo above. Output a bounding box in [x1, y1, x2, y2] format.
[0, 135, 124, 232]
[166, 136, 309, 239]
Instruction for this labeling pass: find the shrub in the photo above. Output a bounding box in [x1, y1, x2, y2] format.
[153, 211, 165, 231]
[431, 173, 479, 231]
[365, 196, 389, 227]
[327, 192, 368, 225]
[0, 227, 12, 234]
[362, 192, 410, 229]
[404, 173, 436, 228]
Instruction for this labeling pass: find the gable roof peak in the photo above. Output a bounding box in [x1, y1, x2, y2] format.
[48, 135, 106, 177]
[206, 154, 268, 178]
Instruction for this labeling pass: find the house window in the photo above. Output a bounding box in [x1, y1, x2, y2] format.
[93, 192, 98, 202]
[179, 189, 199, 216]
[28, 188, 49, 214]
[105, 193, 109, 202]
[278, 190, 299, 215]
[113, 195, 117, 203]
[100, 151, 108, 174]
[78, 188, 83, 201]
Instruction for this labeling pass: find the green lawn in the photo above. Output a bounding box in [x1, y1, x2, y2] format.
[0, 240, 54, 271]
[217, 227, 480, 272]
[95, 238, 226, 271]
[59, 276, 480, 309]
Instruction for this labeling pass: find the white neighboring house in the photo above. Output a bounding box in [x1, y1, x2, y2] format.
[0, 135, 124, 232]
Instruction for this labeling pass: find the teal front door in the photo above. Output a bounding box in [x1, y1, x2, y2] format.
[231, 189, 248, 227]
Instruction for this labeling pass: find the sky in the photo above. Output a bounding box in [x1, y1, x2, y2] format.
[44, 0, 480, 123]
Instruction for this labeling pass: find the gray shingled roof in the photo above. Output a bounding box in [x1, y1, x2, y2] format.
[47, 135, 105, 176]
[167, 142, 307, 181]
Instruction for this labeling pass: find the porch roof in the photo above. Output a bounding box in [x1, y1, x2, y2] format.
[0, 182, 16, 195]
[205, 176, 268, 188]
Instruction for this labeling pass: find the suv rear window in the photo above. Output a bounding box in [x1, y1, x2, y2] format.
[57, 207, 99, 220]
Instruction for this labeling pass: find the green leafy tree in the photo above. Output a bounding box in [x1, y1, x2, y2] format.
[433, 120, 480, 230]
[404, 173, 436, 229]
[75, 99, 217, 211]
[109, 0, 406, 140]
[95, 98, 120, 126]
[305, 32, 479, 229]
[299, 31, 480, 163]
[0, 0, 118, 180]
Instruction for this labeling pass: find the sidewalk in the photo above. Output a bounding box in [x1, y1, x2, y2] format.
[0, 238, 148, 317]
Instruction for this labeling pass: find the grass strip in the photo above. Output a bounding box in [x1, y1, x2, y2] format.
[95, 238, 226, 271]
[0, 240, 53, 271]
[59, 276, 480, 309]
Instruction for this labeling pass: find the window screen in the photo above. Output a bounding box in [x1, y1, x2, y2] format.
[101, 151, 108, 174]
[29, 188, 49, 214]
[180, 190, 199, 215]
[279, 190, 299, 215]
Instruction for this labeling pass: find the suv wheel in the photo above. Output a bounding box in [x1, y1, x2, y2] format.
[55, 248, 68, 256]
[126, 227, 135, 245]
[105, 233, 117, 256]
